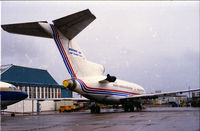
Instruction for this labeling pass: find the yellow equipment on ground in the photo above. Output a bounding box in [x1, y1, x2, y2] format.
[70, 105, 76, 111]
[59, 105, 76, 112]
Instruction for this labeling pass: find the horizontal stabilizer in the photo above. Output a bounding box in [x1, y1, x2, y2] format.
[53, 9, 96, 40]
[1, 9, 95, 40]
[1, 21, 52, 38]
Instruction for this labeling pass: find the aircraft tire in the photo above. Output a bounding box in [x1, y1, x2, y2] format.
[130, 106, 134, 112]
[11, 113, 15, 117]
[96, 106, 100, 113]
[90, 105, 100, 114]
[124, 105, 129, 112]
[136, 103, 142, 111]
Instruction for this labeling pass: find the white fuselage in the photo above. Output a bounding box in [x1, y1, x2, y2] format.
[71, 76, 145, 104]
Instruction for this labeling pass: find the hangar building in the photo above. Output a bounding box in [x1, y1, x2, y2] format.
[0, 64, 72, 98]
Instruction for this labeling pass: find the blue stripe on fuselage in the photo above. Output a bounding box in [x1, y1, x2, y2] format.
[69, 48, 78, 52]
[50, 24, 75, 78]
[76, 79, 131, 97]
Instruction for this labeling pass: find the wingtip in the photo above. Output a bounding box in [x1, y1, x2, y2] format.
[85, 9, 96, 19]
[1, 24, 7, 30]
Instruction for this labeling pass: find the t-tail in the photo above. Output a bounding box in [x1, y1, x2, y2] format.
[2, 9, 105, 79]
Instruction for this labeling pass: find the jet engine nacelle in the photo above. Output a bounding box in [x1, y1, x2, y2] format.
[63, 79, 77, 90]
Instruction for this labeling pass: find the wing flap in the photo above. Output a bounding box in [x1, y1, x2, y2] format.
[1, 21, 52, 38]
[53, 9, 96, 40]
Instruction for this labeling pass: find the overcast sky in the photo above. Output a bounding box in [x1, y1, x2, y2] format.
[1, 1, 199, 93]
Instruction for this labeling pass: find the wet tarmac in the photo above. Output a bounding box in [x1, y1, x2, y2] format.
[1, 107, 199, 131]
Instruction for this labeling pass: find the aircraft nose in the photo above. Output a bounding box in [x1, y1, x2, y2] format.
[19, 91, 28, 100]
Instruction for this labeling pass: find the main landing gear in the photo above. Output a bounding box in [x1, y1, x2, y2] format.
[90, 104, 100, 114]
[123, 101, 142, 112]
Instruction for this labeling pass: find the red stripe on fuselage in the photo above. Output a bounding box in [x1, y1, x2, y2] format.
[78, 79, 140, 95]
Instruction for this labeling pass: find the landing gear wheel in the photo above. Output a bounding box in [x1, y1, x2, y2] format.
[124, 106, 129, 112]
[96, 106, 100, 113]
[11, 113, 15, 117]
[130, 106, 134, 112]
[136, 103, 142, 111]
[123, 101, 141, 112]
[123, 104, 134, 112]
[90, 104, 100, 114]
[124, 105, 134, 112]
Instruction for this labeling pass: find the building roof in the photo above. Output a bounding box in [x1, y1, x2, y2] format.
[1, 64, 63, 88]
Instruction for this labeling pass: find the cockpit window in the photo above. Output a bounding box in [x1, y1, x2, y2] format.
[9, 86, 17, 90]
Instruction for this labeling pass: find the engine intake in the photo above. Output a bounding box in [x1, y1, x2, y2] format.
[63, 79, 76, 90]
[105, 74, 116, 82]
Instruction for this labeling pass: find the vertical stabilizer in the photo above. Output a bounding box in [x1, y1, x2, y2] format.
[50, 25, 104, 78]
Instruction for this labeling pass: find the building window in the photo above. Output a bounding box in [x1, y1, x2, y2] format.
[58, 88, 61, 98]
[34, 87, 36, 98]
[37, 87, 40, 98]
[52, 88, 54, 98]
[41, 87, 44, 98]
[46, 87, 48, 98]
[55, 88, 57, 98]
[29, 87, 32, 98]
[45, 87, 48, 98]
[48, 87, 51, 98]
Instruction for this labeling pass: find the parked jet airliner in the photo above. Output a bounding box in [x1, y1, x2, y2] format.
[0, 81, 28, 110]
[2, 9, 199, 113]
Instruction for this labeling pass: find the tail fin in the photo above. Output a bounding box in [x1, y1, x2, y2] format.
[2, 9, 105, 78]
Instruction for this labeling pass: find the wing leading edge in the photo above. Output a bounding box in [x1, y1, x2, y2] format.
[121, 88, 200, 100]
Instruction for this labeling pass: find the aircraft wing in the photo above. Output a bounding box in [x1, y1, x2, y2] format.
[121, 88, 200, 100]
[27, 98, 89, 101]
